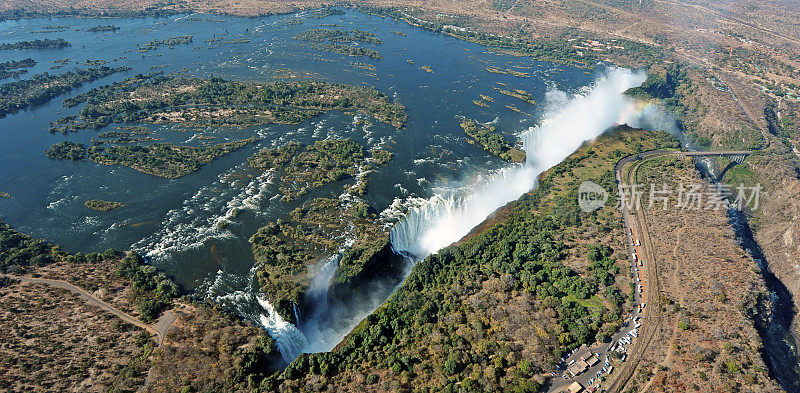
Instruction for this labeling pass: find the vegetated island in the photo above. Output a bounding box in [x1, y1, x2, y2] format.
[495, 87, 537, 104]
[247, 138, 398, 322]
[0, 38, 71, 50]
[250, 197, 402, 325]
[46, 141, 86, 160]
[293, 28, 382, 44]
[47, 137, 259, 178]
[87, 25, 120, 32]
[0, 192, 10, 199]
[85, 199, 124, 211]
[249, 138, 392, 200]
[0, 66, 130, 118]
[460, 119, 526, 162]
[294, 27, 383, 59]
[50, 74, 406, 133]
[304, 7, 346, 19]
[137, 35, 193, 52]
[0, 58, 36, 80]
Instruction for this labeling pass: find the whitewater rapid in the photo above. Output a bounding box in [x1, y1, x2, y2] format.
[229, 67, 672, 364]
[390, 67, 652, 258]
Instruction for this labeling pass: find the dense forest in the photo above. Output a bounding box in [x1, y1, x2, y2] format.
[51, 74, 405, 132]
[87, 25, 120, 32]
[0, 38, 70, 50]
[87, 138, 260, 178]
[460, 119, 526, 163]
[0, 66, 130, 118]
[0, 58, 36, 80]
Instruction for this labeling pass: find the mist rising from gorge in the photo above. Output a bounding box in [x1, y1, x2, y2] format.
[390, 67, 653, 259]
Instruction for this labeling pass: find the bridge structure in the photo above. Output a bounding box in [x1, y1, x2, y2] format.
[678, 150, 751, 164]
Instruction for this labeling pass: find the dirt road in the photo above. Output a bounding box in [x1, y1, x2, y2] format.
[1, 273, 178, 346]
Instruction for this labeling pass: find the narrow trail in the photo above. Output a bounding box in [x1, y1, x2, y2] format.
[1, 273, 178, 346]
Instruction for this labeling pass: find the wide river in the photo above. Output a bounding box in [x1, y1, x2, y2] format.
[0, 9, 634, 360]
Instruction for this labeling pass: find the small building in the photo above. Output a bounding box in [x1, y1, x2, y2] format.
[567, 359, 588, 377]
[586, 354, 599, 367]
[566, 381, 584, 393]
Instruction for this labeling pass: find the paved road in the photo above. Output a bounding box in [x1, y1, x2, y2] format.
[2, 273, 179, 346]
[604, 154, 665, 393]
[544, 149, 756, 392]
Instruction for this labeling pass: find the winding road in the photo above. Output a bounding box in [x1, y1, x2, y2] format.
[1, 273, 178, 346]
[605, 149, 753, 392]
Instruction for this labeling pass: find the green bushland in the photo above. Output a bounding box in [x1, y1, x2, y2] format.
[137, 35, 193, 52]
[87, 25, 120, 32]
[460, 119, 526, 163]
[249, 139, 392, 201]
[294, 28, 382, 44]
[0, 38, 70, 50]
[116, 252, 181, 322]
[85, 200, 124, 211]
[0, 58, 36, 80]
[53, 74, 405, 132]
[87, 138, 259, 178]
[46, 141, 86, 160]
[0, 66, 130, 118]
[308, 42, 383, 59]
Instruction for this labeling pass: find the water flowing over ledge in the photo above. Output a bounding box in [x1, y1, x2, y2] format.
[256, 67, 677, 363]
[391, 67, 649, 259]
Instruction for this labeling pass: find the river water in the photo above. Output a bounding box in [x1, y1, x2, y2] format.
[0, 9, 602, 360]
[0, 8, 734, 370]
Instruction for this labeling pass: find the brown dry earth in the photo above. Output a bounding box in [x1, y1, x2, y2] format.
[611, 154, 782, 393]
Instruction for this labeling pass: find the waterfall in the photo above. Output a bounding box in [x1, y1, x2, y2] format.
[390, 67, 650, 259]
[256, 295, 308, 363]
[201, 267, 308, 364]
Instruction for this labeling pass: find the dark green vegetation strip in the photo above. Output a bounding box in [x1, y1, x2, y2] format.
[460, 119, 526, 163]
[87, 25, 119, 32]
[0, 58, 36, 80]
[51, 74, 405, 132]
[137, 35, 193, 52]
[85, 199, 124, 211]
[0, 66, 130, 118]
[356, 6, 664, 67]
[87, 138, 260, 178]
[294, 28, 383, 44]
[0, 38, 70, 50]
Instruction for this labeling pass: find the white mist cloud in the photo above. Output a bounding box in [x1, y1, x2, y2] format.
[391, 67, 648, 258]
